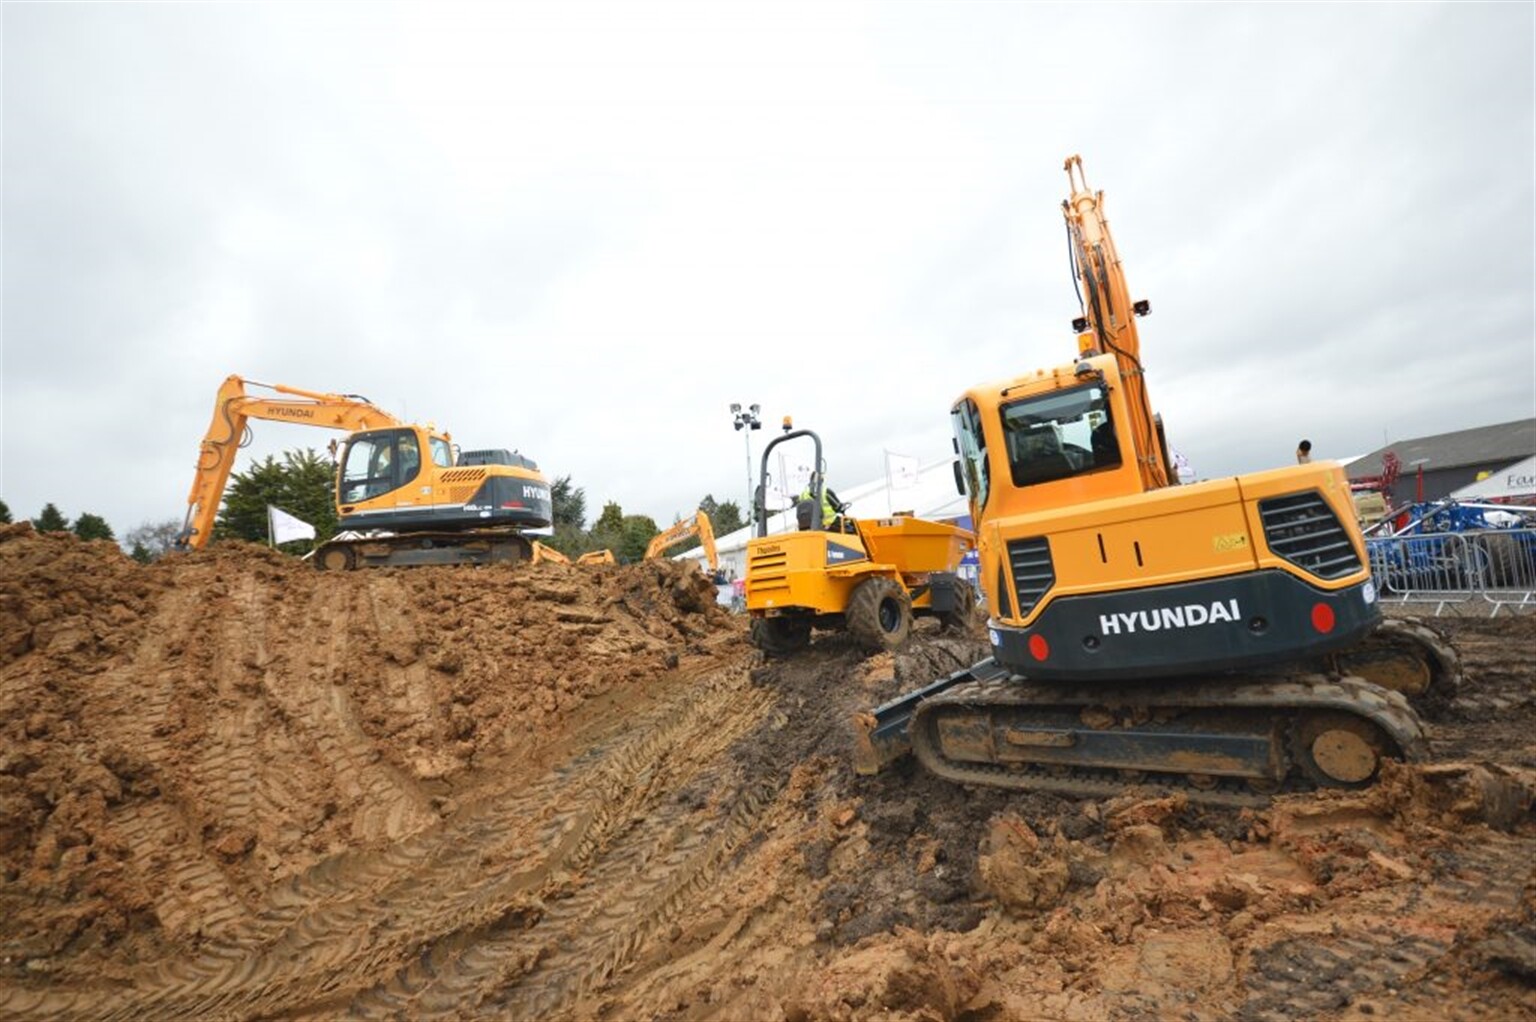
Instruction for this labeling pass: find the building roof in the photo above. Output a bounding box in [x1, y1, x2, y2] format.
[1347, 418, 1536, 479]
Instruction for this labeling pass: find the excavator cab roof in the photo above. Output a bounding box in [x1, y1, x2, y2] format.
[459, 449, 539, 470]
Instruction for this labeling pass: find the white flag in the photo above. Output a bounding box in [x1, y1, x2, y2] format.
[887, 452, 921, 490]
[1170, 449, 1196, 484]
[268, 505, 316, 544]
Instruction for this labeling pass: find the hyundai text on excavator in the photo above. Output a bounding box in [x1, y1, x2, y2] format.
[744, 427, 976, 655]
[176, 375, 553, 569]
[854, 157, 1460, 804]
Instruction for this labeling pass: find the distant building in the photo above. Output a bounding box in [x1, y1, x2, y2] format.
[1347, 418, 1536, 503]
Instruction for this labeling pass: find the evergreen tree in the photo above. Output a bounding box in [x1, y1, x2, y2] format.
[591, 501, 625, 538]
[124, 519, 183, 562]
[710, 499, 746, 537]
[72, 513, 115, 542]
[550, 475, 587, 530]
[617, 514, 660, 564]
[0, 499, 11, 524]
[33, 503, 69, 532]
[214, 448, 337, 551]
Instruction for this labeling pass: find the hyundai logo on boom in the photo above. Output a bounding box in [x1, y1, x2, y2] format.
[1099, 598, 1241, 635]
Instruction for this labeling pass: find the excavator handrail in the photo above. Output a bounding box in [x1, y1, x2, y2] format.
[175, 375, 406, 551]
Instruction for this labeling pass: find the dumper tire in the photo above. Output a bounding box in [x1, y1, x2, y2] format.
[938, 582, 977, 633]
[847, 577, 912, 652]
[751, 616, 812, 657]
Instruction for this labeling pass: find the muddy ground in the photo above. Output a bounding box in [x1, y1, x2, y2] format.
[1, 523, 1533, 1020]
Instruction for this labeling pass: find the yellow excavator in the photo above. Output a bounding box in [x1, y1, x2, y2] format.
[855, 157, 1460, 803]
[175, 375, 553, 569]
[645, 510, 721, 577]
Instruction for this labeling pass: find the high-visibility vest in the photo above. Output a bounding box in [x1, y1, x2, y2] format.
[800, 487, 836, 527]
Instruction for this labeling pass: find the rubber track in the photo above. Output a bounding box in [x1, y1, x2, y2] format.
[0, 669, 772, 1022]
[908, 673, 1428, 808]
[1360, 615, 1466, 707]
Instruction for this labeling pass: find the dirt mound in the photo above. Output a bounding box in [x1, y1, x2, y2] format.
[3, 537, 1533, 1022]
[0, 525, 740, 973]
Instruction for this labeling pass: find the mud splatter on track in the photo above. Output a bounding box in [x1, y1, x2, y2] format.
[2, 525, 1533, 1020]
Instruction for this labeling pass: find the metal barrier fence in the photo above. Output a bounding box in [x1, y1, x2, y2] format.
[1366, 528, 1536, 616]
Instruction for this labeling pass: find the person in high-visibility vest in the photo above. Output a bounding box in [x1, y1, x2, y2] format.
[799, 485, 836, 529]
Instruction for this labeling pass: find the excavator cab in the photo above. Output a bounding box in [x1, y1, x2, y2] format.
[339, 428, 428, 503]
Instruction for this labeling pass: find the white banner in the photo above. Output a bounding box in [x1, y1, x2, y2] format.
[1171, 449, 1196, 484]
[268, 505, 317, 545]
[887, 451, 921, 490]
[773, 458, 815, 504]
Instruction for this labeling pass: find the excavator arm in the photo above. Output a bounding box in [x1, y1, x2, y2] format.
[175, 375, 403, 551]
[644, 510, 719, 573]
[1062, 154, 1170, 490]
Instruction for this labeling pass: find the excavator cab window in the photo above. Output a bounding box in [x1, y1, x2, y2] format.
[1001, 384, 1120, 487]
[398, 433, 421, 482]
[341, 429, 417, 502]
[429, 437, 453, 468]
[951, 399, 990, 512]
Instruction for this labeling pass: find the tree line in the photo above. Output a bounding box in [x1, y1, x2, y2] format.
[2, 446, 748, 566]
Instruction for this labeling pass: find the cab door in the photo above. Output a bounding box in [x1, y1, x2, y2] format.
[339, 429, 426, 517]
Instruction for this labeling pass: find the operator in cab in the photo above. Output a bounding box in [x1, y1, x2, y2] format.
[798, 481, 850, 533]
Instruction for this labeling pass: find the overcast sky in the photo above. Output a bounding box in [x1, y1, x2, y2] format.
[3, 2, 1532, 537]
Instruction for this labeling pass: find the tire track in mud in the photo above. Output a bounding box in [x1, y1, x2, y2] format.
[344, 690, 779, 1020]
[81, 583, 257, 942]
[0, 664, 772, 1022]
[1239, 829, 1536, 1020]
[256, 577, 437, 843]
[478, 778, 780, 1022]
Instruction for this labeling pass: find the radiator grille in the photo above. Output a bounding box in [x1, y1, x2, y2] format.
[1005, 537, 1054, 618]
[1258, 491, 1363, 580]
[747, 549, 790, 595]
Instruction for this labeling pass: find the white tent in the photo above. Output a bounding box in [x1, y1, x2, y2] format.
[1448, 455, 1536, 500]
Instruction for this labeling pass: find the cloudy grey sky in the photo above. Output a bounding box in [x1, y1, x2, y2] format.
[3, 2, 1532, 536]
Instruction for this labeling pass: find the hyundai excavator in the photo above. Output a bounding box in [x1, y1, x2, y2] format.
[646, 510, 721, 578]
[854, 157, 1461, 805]
[175, 375, 553, 569]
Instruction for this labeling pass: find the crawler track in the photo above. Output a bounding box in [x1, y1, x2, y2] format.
[901, 670, 1427, 808]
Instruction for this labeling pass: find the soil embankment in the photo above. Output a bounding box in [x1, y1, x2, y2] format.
[1, 524, 1532, 1020]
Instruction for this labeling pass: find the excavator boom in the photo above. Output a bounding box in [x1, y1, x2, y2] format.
[177, 375, 402, 551]
[644, 510, 718, 573]
[1062, 154, 1169, 491]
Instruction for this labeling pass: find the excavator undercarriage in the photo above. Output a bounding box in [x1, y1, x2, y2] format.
[855, 619, 1461, 807]
[313, 529, 534, 571]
